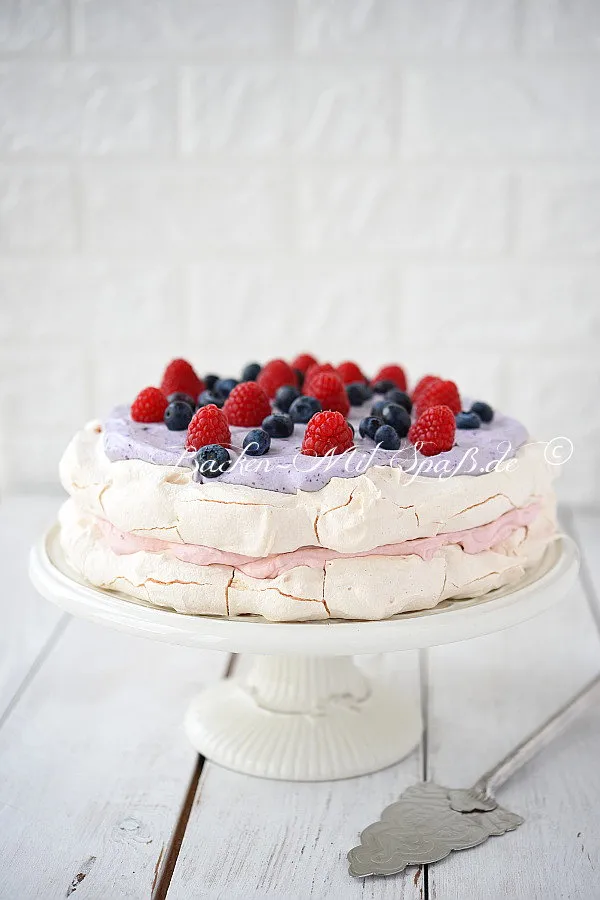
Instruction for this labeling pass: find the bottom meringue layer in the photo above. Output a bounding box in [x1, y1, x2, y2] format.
[59, 497, 557, 622]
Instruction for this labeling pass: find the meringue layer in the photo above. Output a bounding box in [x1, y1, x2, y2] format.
[97, 502, 542, 579]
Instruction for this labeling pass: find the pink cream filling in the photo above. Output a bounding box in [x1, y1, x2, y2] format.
[97, 502, 542, 580]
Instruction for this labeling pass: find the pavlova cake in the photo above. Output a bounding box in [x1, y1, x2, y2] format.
[59, 356, 557, 621]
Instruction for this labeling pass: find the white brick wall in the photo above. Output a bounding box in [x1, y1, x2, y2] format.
[0, 0, 598, 503]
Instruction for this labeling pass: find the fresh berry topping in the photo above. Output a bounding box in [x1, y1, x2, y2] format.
[223, 382, 271, 427]
[204, 373, 219, 392]
[186, 405, 231, 451]
[291, 353, 318, 374]
[294, 368, 304, 389]
[372, 365, 407, 391]
[214, 377, 238, 399]
[336, 361, 366, 385]
[385, 389, 412, 413]
[408, 405, 456, 457]
[167, 391, 195, 408]
[412, 374, 440, 401]
[275, 385, 301, 413]
[374, 424, 401, 450]
[197, 389, 224, 409]
[381, 403, 411, 437]
[194, 444, 231, 479]
[456, 411, 482, 430]
[359, 416, 383, 440]
[470, 401, 494, 424]
[164, 401, 194, 431]
[371, 400, 387, 417]
[289, 395, 322, 424]
[301, 411, 354, 457]
[303, 362, 335, 395]
[160, 358, 204, 399]
[243, 428, 271, 456]
[241, 362, 261, 382]
[372, 379, 397, 395]
[131, 387, 168, 423]
[346, 382, 371, 406]
[308, 372, 350, 416]
[262, 414, 294, 438]
[415, 379, 461, 416]
[257, 359, 297, 398]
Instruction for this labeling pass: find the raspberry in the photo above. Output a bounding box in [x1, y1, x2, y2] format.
[131, 387, 168, 423]
[301, 410, 354, 457]
[408, 405, 456, 457]
[415, 379, 461, 416]
[186, 404, 231, 451]
[412, 374, 440, 401]
[303, 362, 335, 395]
[161, 358, 204, 400]
[308, 372, 350, 416]
[256, 358, 297, 398]
[222, 382, 271, 427]
[371, 365, 407, 391]
[291, 353, 318, 374]
[336, 361, 366, 384]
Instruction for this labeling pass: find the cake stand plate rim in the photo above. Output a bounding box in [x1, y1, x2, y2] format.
[29, 523, 579, 656]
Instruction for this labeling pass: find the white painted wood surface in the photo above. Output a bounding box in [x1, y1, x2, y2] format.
[0, 495, 65, 721]
[1, 495, 600, 898]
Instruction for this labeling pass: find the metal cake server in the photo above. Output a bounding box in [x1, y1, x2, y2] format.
[348, 671, 600, 878]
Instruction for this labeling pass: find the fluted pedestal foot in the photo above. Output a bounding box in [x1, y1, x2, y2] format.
[184, 655, 421, 781]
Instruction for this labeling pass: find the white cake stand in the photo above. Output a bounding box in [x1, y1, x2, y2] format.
[30, 526, 578, 782]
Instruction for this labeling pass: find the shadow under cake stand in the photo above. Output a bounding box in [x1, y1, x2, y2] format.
[30, 526, 578, 782]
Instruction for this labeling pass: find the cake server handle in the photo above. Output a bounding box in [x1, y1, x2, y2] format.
[471, 672, 600, 800]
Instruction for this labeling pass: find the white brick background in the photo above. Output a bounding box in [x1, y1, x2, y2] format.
[0, 0, 599, 502]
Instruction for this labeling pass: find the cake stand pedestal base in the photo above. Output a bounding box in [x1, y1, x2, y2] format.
[184, 655, 421, 781]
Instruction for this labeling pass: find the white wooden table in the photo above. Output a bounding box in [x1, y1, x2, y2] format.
[1, 495, 599, 900]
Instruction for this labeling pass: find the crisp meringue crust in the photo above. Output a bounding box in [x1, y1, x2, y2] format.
[57, 421, 558, 621]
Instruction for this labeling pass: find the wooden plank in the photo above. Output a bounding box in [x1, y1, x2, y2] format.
[426, 571, 600, 900]
[0, 494, 66, 720]
[569, 508, 600, 627]
[166, 651, 424, 900]
[0, 614, 231, 899]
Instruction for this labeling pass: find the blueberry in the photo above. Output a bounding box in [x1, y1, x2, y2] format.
[359, 416, 383, 440]
[194, 444, 231, 478]
[275, 385, 301, 413]
[381, 403, 411, 437]
[197, 390, 224, 409]
[346, 382, 370, 406]
[214, 378, 238, 398]
[294, 368, 305, 389]
[243, 428, 271, 456]
[384, 389, 412, 413]
[348, 421, 355, 437]
[289, 395, 322, 424]
[164, 401, 194, 431]
[371, 400, 387, 417]
[204, 374, 219, 392]
[456, 411, 482, 430]
[262, 414, 294, 438]
[374, 424, 401, 450]
[167, 391, 195, 409]
[241, 362, 261, 382]
[372, 379, 396, 395]
[470, 401, 494, 424]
